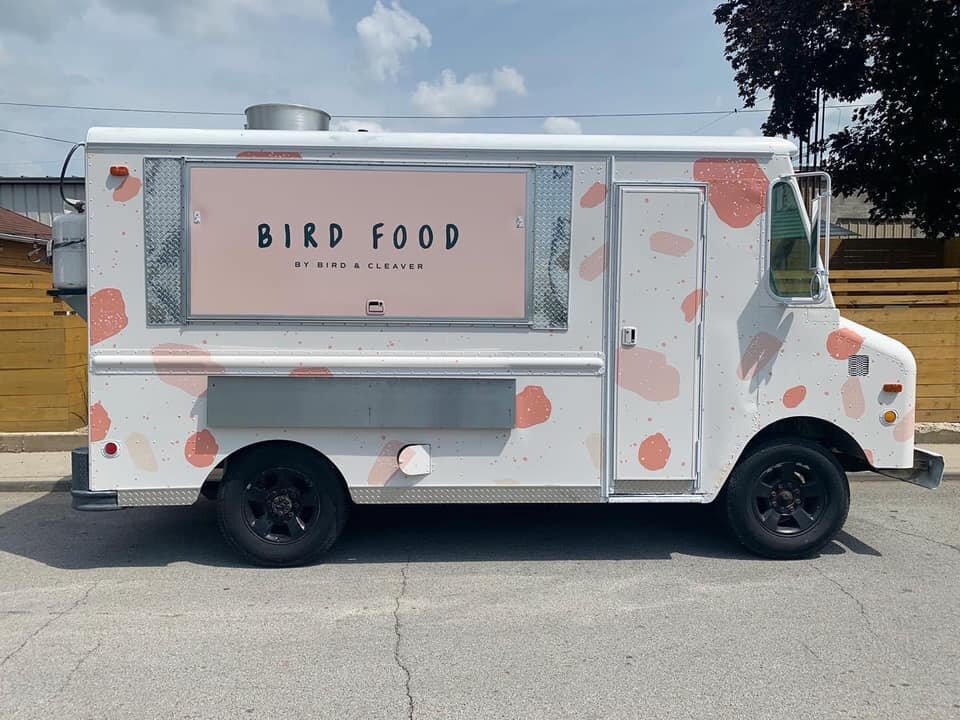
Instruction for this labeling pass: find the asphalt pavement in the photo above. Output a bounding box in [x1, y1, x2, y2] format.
[0, 477, 958, 719]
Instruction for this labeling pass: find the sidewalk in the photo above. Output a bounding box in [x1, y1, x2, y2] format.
[0, 446, 956, 493]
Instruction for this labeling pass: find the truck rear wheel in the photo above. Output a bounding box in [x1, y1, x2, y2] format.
[216, 445, 348, 566]
[724, 440, 849, 559]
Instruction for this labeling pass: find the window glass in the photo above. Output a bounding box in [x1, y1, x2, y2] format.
[769, 180, 815, 298]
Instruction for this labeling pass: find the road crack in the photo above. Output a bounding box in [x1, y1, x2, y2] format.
[54, 638, 103, 697]
[810, 565, 881, 641]
[393, 557, 415, 720]
[0, 581, 100, 670]
[862, 519, 960, 555]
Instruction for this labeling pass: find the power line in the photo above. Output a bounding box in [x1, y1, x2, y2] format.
[0, 127, 78, 144]
[0, 99, 873, 121]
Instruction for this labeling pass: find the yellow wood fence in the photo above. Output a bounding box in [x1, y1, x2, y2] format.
[831, 268, 959, 422]
[0, 240, 87, 432]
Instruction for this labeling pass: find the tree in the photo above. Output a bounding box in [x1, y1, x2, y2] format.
[715, 0, 960, 239]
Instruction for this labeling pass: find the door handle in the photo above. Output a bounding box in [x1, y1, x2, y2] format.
[621, 326, 637, 347]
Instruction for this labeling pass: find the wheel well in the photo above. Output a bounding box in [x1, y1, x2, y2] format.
[200, 439, 349, 500]
[740, 417, 871, 472]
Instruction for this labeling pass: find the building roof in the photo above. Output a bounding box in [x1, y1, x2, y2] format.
[87, 127, 798, 157]
[0, 206, 52, 242]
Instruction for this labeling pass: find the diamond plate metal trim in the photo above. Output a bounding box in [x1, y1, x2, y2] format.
[350, 486, 601, 504]
[848, 354, 869, 377]
[143, 158, 184, 325]
[532, 165, 573, 329]
[117, 488, 199, 506]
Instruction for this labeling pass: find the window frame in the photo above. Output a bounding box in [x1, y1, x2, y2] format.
[765, 175, 825, 305]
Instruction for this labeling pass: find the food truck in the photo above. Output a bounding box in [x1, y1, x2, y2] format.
[52, 104, 943, 566]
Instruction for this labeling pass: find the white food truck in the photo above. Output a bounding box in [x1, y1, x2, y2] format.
[51, 104, 943, 566]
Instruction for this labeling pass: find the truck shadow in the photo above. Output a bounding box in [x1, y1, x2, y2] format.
[0, 492, 880, 569]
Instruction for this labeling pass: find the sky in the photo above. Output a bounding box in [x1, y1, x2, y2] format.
[0, 0, 860, 177]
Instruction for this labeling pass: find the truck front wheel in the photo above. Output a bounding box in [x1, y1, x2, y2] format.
[724, 440, 850, 559]
[217, 444, 348, 566]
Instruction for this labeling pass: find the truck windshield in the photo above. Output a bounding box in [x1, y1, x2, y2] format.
[769, 179, 816, 298]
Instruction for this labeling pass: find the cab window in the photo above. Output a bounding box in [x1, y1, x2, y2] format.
[769, 180, 815, 298]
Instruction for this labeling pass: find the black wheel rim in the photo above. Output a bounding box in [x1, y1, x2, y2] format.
[752, 461, 828, 537]
[241, 467, 320, 544]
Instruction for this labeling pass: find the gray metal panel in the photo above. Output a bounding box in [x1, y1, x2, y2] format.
[613, 479, 694, 495]
[350, 486, 602, 504]
[532, 165, 573, 329]
[207, 377, 517, 429]
[143, 158, 184, 325]
[0, 179, 85, 226]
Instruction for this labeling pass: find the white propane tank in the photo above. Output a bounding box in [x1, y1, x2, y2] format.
[51, 212, 87, 290]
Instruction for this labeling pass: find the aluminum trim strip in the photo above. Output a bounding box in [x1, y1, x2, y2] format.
[350, 486, 602, 504]
[117, 488, 200, 506]
[91, 354, 604, 375]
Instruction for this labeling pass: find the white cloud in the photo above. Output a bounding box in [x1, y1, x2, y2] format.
[356, 1, 431, 83]
[733, 127, 756, 137]
[542, 116, 582, 134]
[330, 118, 388, 133]
[411, 66, 527, 116]
[2, 1, 332, 38]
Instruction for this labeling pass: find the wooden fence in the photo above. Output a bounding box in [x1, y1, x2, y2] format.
[831, 268, 959, 422]
[0, 240, 87, 432]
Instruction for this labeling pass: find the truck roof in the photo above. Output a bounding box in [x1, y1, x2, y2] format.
[86, 128, 797, 157]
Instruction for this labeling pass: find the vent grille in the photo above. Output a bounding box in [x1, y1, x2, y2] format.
[848, 355, 869, 377]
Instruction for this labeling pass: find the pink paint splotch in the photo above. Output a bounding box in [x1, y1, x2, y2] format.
[151, 344, 225, 397]
[826, 327, 864, 360]
[236, 151, 303, 159]
[90, 402, 111, 442]
[893, 410, 915, 443]
[638, 433, 671, 471]
[841, 377, 865, 419]
[516, 386, 553, 428]
[184, 430, 219, 468]
[782, 385, 807, 409]
[680, 289, 706, 322]
[89, 288, 128, 345]
[289, 367, 333, 377]
[579, 241, 608, 281]
[617, 348, 681, 402]
[368, 440, 404, 486]
[579, 182, 607, 209]
[112, 176, 142, 202]
[737, 332, 783, 381]
[863, 449, 875, 466]
[693, 158, 767, 228]
[650, 231, 694, 257]
[126, 432, 158, 472]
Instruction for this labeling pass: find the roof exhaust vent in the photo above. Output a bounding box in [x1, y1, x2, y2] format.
[244, 104, 331, 131]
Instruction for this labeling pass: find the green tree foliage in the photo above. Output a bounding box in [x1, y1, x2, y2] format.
[715, 0, 960, 238]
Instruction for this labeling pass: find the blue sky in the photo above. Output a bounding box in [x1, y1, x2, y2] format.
[0, 0, 852, 175]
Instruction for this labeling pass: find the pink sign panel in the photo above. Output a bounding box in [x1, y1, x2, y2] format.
[188, 165, 529, 320]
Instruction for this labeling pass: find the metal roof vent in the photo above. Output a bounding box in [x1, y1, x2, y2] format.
[244, 104, 331, 131]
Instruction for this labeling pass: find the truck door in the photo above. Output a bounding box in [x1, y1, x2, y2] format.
[612, 185, 705, 494]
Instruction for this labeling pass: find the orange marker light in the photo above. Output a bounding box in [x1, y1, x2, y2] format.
[882, 410, 898, 425]
[882, 383, 903, 393]
[109, 166, 129, 177]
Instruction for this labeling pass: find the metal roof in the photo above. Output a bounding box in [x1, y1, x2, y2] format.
[86, 127, 798, 156]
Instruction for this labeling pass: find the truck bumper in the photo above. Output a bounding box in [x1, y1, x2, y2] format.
[873, 448, 945, 490]
[70, 447, 119, 511]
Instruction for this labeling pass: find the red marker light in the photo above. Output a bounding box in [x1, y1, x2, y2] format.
[109, 166, 129, 177]
[102, 441, 120, 458]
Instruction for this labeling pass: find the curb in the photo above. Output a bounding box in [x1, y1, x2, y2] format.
[0, 479, 71, 493]
[916, 430, 960, 445]
[0, 432, 87, 453]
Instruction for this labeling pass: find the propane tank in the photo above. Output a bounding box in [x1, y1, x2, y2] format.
[51, 211, 87, 290]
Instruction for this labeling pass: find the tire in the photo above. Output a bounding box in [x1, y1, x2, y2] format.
[216, 444, 348, 567]
[724, 439, 849, 559]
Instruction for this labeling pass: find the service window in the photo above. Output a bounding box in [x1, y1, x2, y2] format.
[768, 179, 816, 299]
